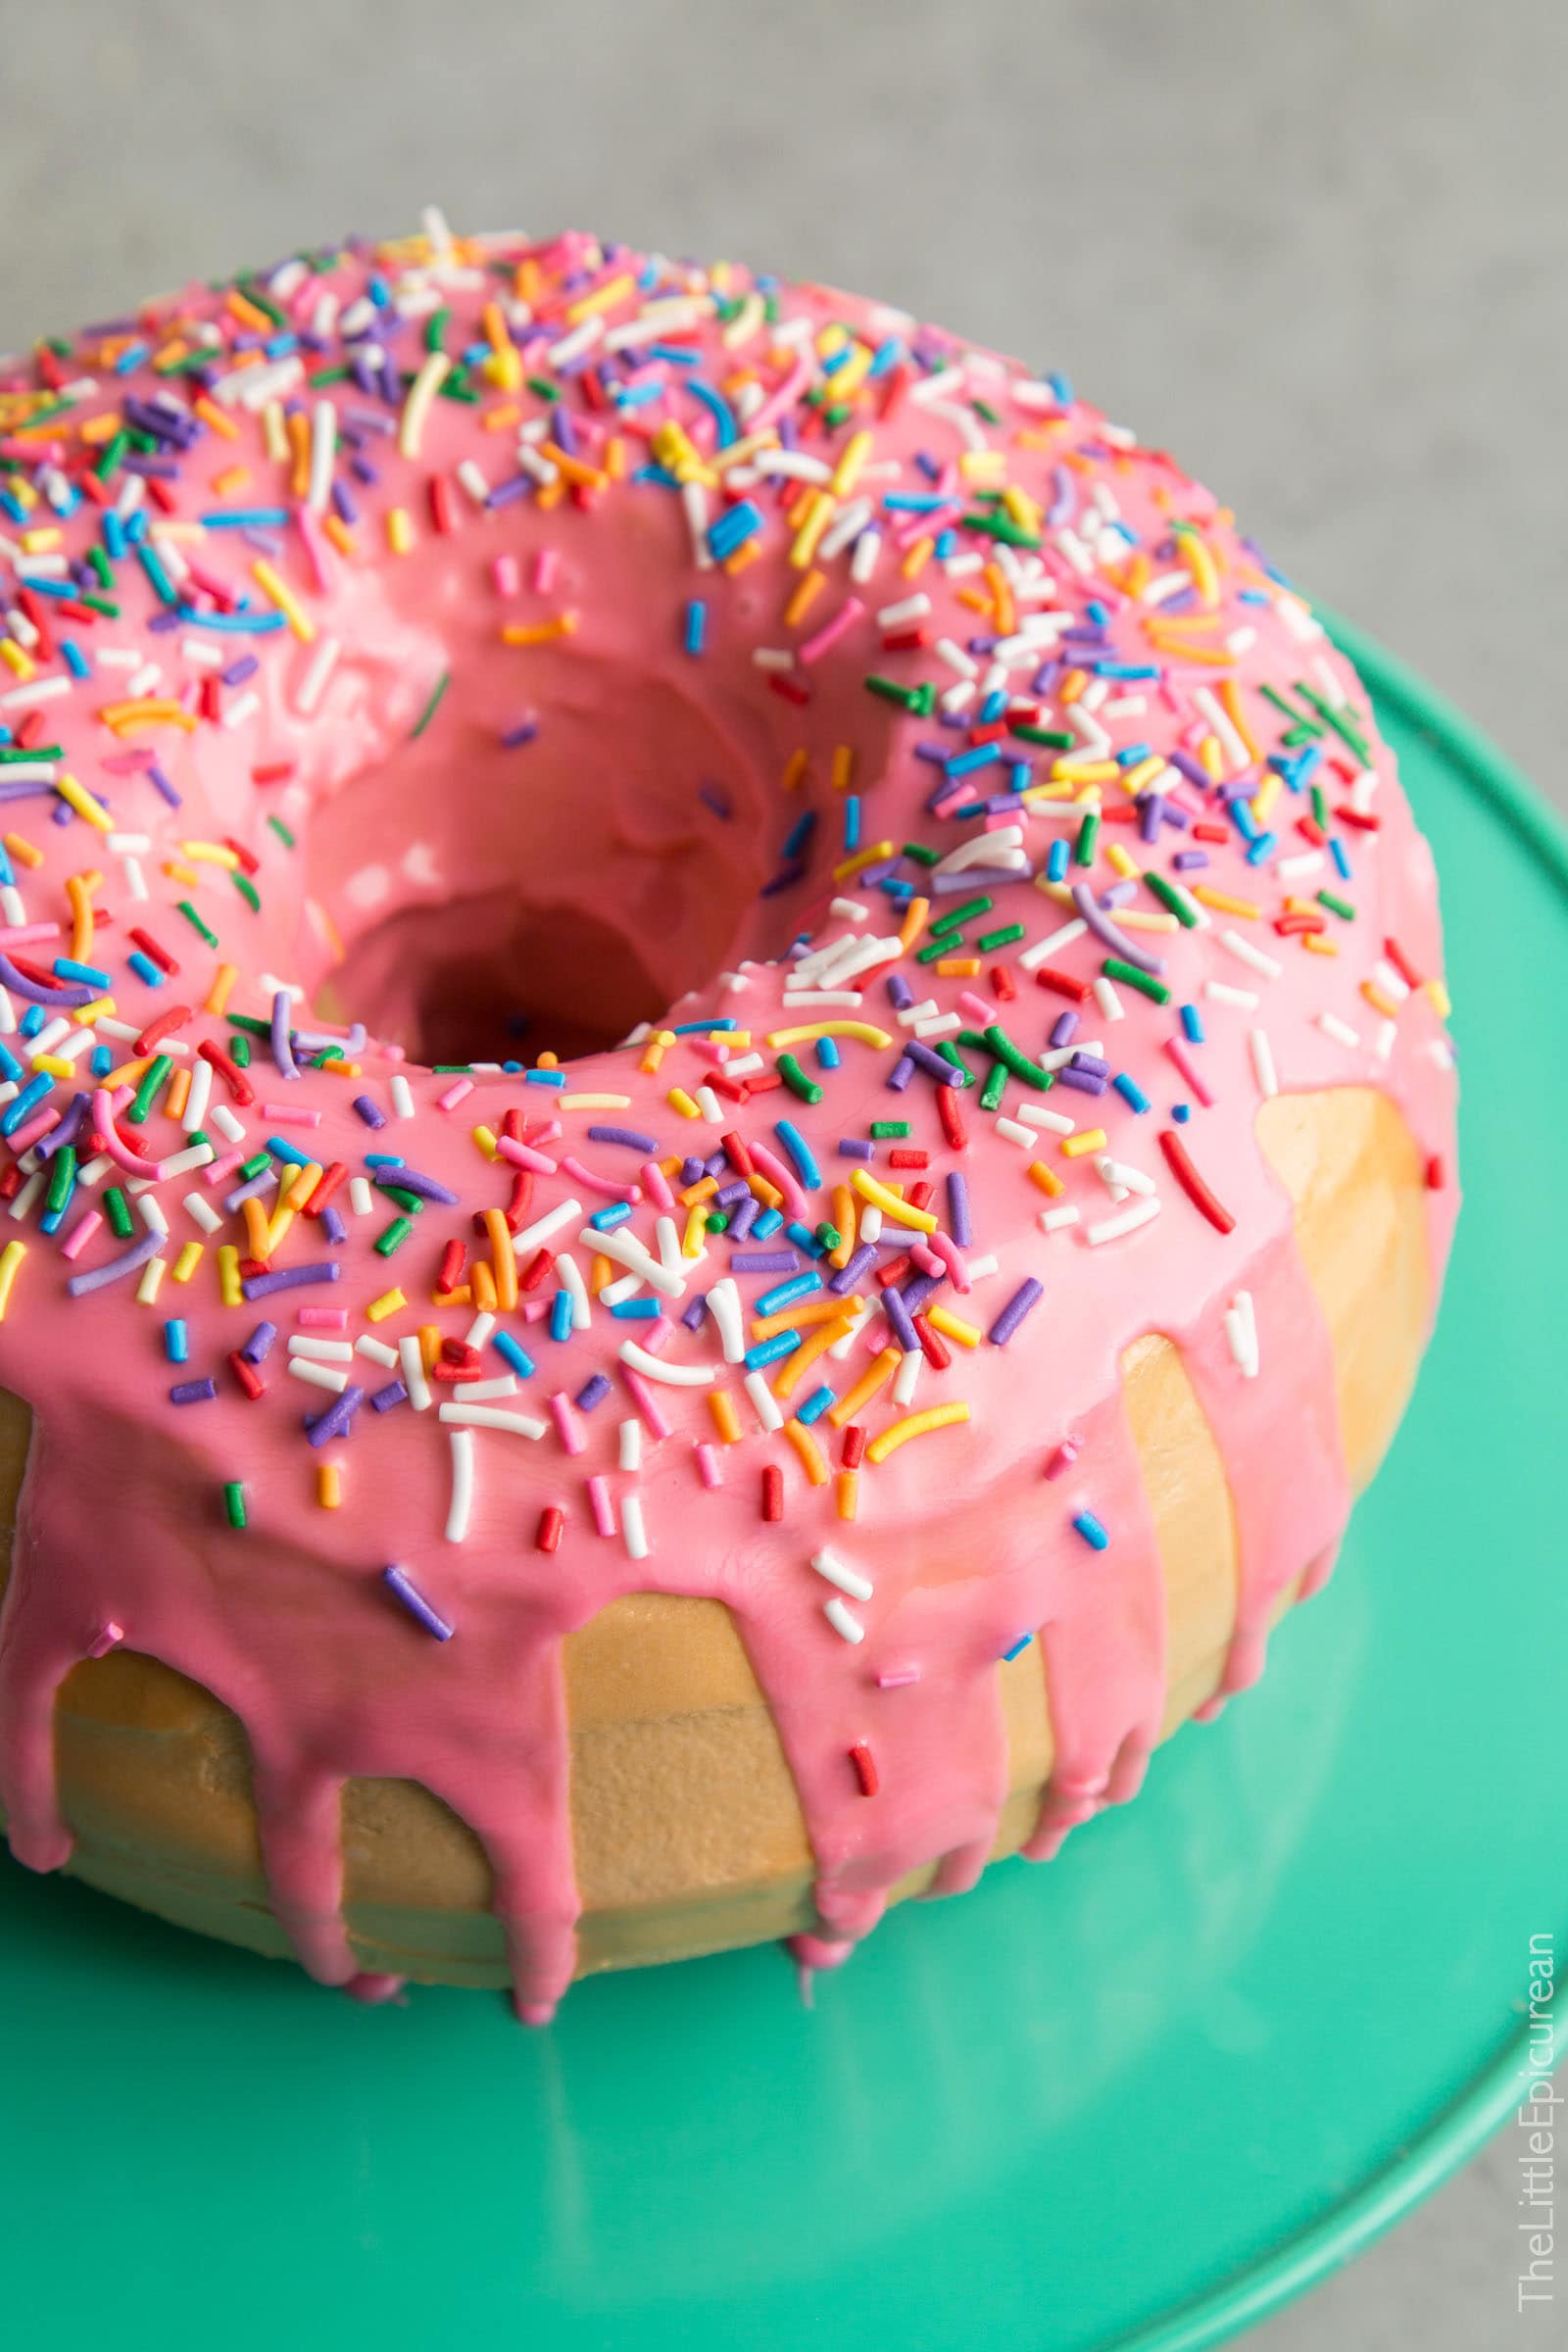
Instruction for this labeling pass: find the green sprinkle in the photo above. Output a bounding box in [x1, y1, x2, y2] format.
[936, 1043, 976, 1087]
[238, 1151, 270, 1182]
[229, 1034, 252, 1069]
[94, 430, 129, 483]
[127, 1054, 172, 1125]
[960, 511, 1041, 549]
[900, 842, 940, 868]
[1258, 682, 1321, 737]
[230, 871, 261, 914]
[425, 305, 451, 353]
[86, 548, 114, 594]
[916, 935, 959, 965]
[76, 592, 120, 618]
[1074, 810, 1100, 866]
[970, 397, 1003, 425]
[981, 1023, 1054, 1091]
[1317, 889, 1355, 920]
[863, 674, 925, 710]
[175, 901, 220, 949]
[104, 1186, 133, 1240]
[226, 1013, 270, 1038]
[1310, 784, 1329, 831]
[1145, 872, 1199, 927]
[778, 1054, 823, 1105]
[976, 921, 1025, 953]
[0, 744, 63, 764]
[410, 670, 451, 740]
[979, 1060, 1008, 1113]
[932, 895, 993, 935]
[223, 1481, 248, 1532]
[814, 1223, 842, 1254]
[525, 374, 560, 402]
[44, 1146, 75, 1217]
[705, 1210, 729, 1234]
[870, 1121, 910, 1140]
[268, 815, 296, 850]
[374, 1216, 413, 1258]
[1010, 722, 1075, 750]
[378, 1185, 426, 1216]
[1102, 956, 1170, 1005]
[1296, 684, 1372, 763]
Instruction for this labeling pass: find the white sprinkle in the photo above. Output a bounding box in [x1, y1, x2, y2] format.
[1317, 1011, 1360, 1049]
[1038, 1204, 1081, 1235]
[1086, 1197, 1162, 1247]
[1224, 1289, 1260, 1380]
[744, 1369, 784, 1433]
[136, 1257, 166, 1305]
[390, 1072, 415, 1119]
[306, 398, 336, 514]
[558, 1250, 591, 1331]
[288, 1357, 350, 1396]
[876, 592, 931, 629]
[1374, 1019, 1396, 1062]
[823, 1597, 865, 1644]
[812, 1547, 873, 1601]
[706, 1277, 745, 1364]
[181, 1191, 221, 1235]
[1204, 979, 1259, 1011]
[994, 1116, 1037, 1150]
[349, 1175, 374, 1217]
[512, 1197, 584, 1255]
[694, 1085, 724, 1123]
[618, 1418, 643, 1473]
[893, 1348, 923, 1407]
[1092, 975, 1125, 1024]
[1016, 1102, 1075, 1136]
[355, 1335, 400, 1369]
[445, 1428, 475, 1541]
[466, 1311, 496, 1350]
[1219, 929, 1283, 981]
[439, 1405, 545, 1439]
[586, 1222, 687, 1298]
[1249, 1028, 1279, 1100]
[287, 1335, 354, 1363]
[180, 1054, 213, 1136]
[399, 1333, 432, 1412]
[618, 1339, 714, 1388]
[1097, 1156, 1157, 1197]
[7, 1169, 45, 1220]
[622, 1494, 650, 1561]
[1019, 916, 1089, 972]
[1371, 957, 1411, 1004]
[295, 634, 340, 717]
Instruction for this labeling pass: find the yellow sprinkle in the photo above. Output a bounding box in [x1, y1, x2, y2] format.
[205, 962, 238, 1017]
[4, 831, 42, 869]
[865, 1400, 971, 1464]
[559, 1093, 633, 1112]
[901, 534, 934, 579]
[835, 1469, 858, 1522]
[398, 349, 451, 460]
[926, 1304, 982, 1348]
[500, 612, 579, 646]
[178, 840, 240, 870]
[1361, 981, 1399, 1019]
[367, 1288, 406, 1323]
[681, 1204, 707, 1257]
[667, 1087, 700, 1119]
[1302, 933, 1338, 957]
[471, 1124, 499, 1161]
[0, 1238, 25, 1320]
[1251, 773, 1282, 826]
[172, 1242, 203, 1284]
[1174, 525, 1222, 609]
[162, 862, 200, 888]
[831, 429, 873, 498]
[1106, 844, 1141, 882]
[318, 1462, 342, 1510]
[783, 1418, 830, 1487]
[136, 1255, 167, 1305]
[251, 558, 315, 642]
[1119, 756, 1165, 797]
[386, 507, 415, 556]
[709, 1390, 743, 1446]
[826, 1345, 901, 1429]
[56, 773, 113, 832]
[833, 839, 895, 884]
[30, 1055, 73, 1081]
[1424, 977, 1451, 1019]
[1192, 885, 1262, 920]
[789, 489, 836, 569]
[853, 1169, 938, 1233]
[1028, 1159, 1066, 1199]
[0, 641, 34, 682]
[772, 1314, 853, 1400]
[766, 1019, 891, 1051]
[564, 270, 635, 324]
[1116, 909, 1179, 934]
[1061, 1129, 1106, 1159]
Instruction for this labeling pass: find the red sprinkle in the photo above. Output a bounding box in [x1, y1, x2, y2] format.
[888, 1149, 929, 1170]
[841, 1423, 866, 1469]
[1158, 1129, 1237, 1235]
[936, 1083, 967, 1152]
[133, 1004, 193, 1056]
[1385, 935, 1423, 990]
[1034, 965, 1091, 1004]
[536, 1504, 564, 1553]
[227, 1349, 266, 1401]
[1425, 1153, 1446, 1191]
[518, 1246, 556, 1294]
[436, 1239, 466, 1296]
[197, 1038, 255, 1106]
[913, 1315, 951, 1371]
[128, 926, 178, 975]
[989, 963, 1017, 1003]
[760, 1463, 784, 1522]
[849, 1741, 879, 1797]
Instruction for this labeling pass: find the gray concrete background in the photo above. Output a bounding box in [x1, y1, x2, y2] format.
[1, 3, 1561, 2342]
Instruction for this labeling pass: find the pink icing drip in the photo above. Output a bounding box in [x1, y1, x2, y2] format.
[0, 235, 1459, 2013]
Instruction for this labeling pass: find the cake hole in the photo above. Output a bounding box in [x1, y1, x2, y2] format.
[320, 889, 669, 1066]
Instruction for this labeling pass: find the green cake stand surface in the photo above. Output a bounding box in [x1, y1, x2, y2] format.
[2, 621, 1563, 2352]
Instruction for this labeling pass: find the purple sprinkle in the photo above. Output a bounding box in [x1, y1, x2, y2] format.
[836, 1137, 875, 1161]
[988, 1278, 1043, 1347]
[1057, 1066, 1108, 1096]
[352, 1094, 387, 1129]
[66, 1227, 164, 1296]
[1172, 850, 1208, 872]
[886, 973, 914, 1011]
[374, 1165, 458, 1206]
[382, 1564, 453, 1642]
[729, 1250, 800, 1276]
[224, 1171, 276, 1211]
[947, 1171, 972, 1248]
[679, 1156, 706, 1188]
[306, 1382, 364, 1447]
[370, 1380, 408, 1412]
[727, 1195, 759, 1242]
[270, 989, 300, 1080]
[1049, 1010, 1079, 1049]
[575, 1372, 612, 1412]
[1070, 883, 1164, 976]
[905, 1039, 965, 1087]
[243, 1261, 342, 1300]
[587, 1124, 659, 1153]
[1070, 1052, 1110, 1078]
[170, 1378, 218, 1405]
[680, 1292, 709, 1333]
[240, 1320, 277, 1364]
[320, 1204, 347, 1246]
[901, 1272, 941, 1316]
[501, 718, 539, 750]
[881, 1288, 918, 1352]
[830, 1243, 877, 1295]
[887, 1053, 915, 1093]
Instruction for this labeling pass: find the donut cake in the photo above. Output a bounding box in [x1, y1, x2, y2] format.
[0, 220, 1457, 2020]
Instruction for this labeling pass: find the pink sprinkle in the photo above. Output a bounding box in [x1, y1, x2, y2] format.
[924, 1228, 969, 1292]
[797, 595, 864, 666]
[498, 1134, 559, 1177]
[297, 1305, 348, 1330]
[1163, 1035, 1215, 1109]
[437, 1078, 472, 1112]
[521, 1298, 550, 1323]
[88, 1622, 125, 1660]
[641, 1316, 675, 1355]
[202, 1151, 246, 1188]
[531, 549, 558, 594]
[549, 1391, 585, 1456]
[59, 1207, 103, 1262]
[10, 1107, 59, 1153]
[695, 1441, 722, 1490]
[296, 505, 334, 594]
[877, 1666, 921, 1690]
[493, 553, 520, 597]
[558, 1154, 639, 1202]
[910, 1241, 943, 1278]
[1044, 1440, 1079, 1481]
[640, 1157, 675, 1211]
[99, 749, 155, 775]
[619, 1364, 671, 1441]
[586, 1473, 615, 1537]
[0, 922, 61, 950]
[749, 1140, 808, 1223]
[262, 1102, 322, 1127]
[956, 989, 991, 1024]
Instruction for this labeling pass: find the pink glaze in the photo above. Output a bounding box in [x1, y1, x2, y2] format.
[0, 228, 1457, 2018]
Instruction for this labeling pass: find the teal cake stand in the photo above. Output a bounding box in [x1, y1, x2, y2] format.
[3, 621, 1562, 2351]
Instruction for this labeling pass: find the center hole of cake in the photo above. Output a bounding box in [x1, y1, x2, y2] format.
[322, 890, 669, 1067]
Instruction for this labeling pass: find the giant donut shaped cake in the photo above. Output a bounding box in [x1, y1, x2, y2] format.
[0, 222, 1456, 2019]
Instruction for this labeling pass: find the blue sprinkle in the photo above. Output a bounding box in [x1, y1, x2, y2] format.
[744, 1331, 799, 1372]
[126, 951, 164, 988]
[1113, 1072, 1152, 1114]
[609, 1298, 661, 1321]
[814, 1036, 841, 1071]
[1072, 1511, 1109, 1551]
[549, 1289, 574, 1343]
[1330, 837, 1352, 883]
[684, 598, 706, 657]
[796, 1384, 835, 1426]
[1047, 839, 1068, 884]
[492, 1330, 535, 1380]
[1001, 1633, 1033, 1663]
[164, 1318, 188, 1364]
[1172, 1102, 1192, 1124]
[1179, 1004, 1204, 1045]
[774, 1118, 821, 1189]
